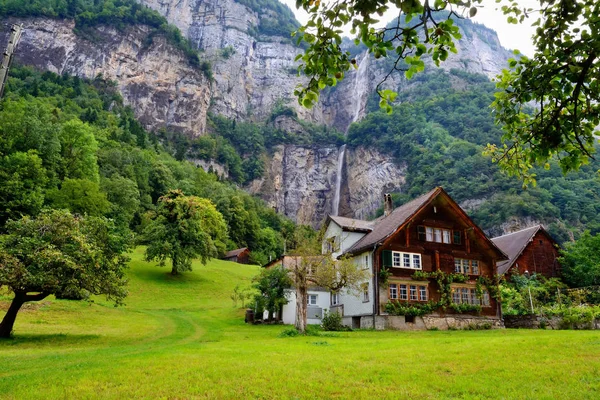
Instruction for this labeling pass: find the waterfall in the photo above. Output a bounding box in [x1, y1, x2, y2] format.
[332, 51, 370, 216]
[332, 144, 346, 216]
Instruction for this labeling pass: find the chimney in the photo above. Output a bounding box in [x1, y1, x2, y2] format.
[384, 193, 393, 216]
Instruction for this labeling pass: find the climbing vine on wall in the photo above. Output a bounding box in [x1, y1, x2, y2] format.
[384, 270, 501, 317]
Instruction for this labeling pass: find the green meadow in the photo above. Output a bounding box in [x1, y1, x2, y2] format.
[1, 248, 599, 399]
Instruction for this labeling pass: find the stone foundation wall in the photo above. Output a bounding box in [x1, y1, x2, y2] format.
[504, 315, 600, 330]
[345, 314, 503, 330]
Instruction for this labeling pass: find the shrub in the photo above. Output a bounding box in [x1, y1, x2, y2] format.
[278, 327, 299, 337]
[321, 311, 350, 331]
[385, 300, 439, 317]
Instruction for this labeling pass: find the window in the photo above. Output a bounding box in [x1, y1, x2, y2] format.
[325, 236, 338, 253]
[362, 283, 369, 302]
[403, 253, 411, 268]
[421, 226, 452, 244]
[453, 230, 461, 244]
[364, 255, 369, 268]
[482, 291, 490, 307]
[461, 288, 470, 304]
[426, 227, 434, 241]
[451, 287, 491, 307]
[443, 230, 451, 244]
[452, 289, 461, 304]
[434, 228, 442, 243]
[308, 294, 318, 306]
[391, 251, 422, 270]
[471, 260, 479, 275]
[390, 283, 428, 302]
[412, 254, 421, 269]
[418, 225, 426, 241]
[393, 252, 401, 267]
[419, 286, 427, 301]
[389, 284, 398, 300]
[400, 284, 408, 300]
[410, 285, 418, 301]
[454, 258, 481, 275]
[331, 292, 339, 306]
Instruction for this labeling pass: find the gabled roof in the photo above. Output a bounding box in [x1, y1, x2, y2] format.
[491, 225, 552, 275]
[344, 187, 507, 261]
[345, 188, 441, 255]
[327, 215, 374, 233]
[224, 248, 249, 258]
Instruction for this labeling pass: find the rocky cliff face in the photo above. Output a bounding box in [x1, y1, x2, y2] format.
[3, 18, 211, 136]
[247, 145, 406, 227]
[138, 0, 326, 125]
[3, 3, 516, 228]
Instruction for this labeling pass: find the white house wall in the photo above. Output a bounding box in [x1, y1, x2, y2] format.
[280, 288, 331, 325]
[338, 251, 374, 317]
[322, 221, 367, 259]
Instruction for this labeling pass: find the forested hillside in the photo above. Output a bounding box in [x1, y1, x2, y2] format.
[0, 66, 299, 264]
[349, 69, 600, 243]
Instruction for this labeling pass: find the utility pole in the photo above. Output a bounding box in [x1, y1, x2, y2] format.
[0, 24, 23, 99]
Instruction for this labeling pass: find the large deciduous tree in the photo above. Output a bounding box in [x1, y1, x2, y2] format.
[144, 189, 228, 275]
[559, 231, 600, 288]
[294, 0, 599, 181]
[0, 210, 131, 338]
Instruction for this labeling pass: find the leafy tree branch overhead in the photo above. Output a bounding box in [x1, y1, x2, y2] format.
[293, 0, 599, 182]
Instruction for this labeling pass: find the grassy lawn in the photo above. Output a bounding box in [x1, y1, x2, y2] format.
[1, 248, 599, 399]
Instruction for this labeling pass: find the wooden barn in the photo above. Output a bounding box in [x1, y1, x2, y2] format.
[222, 248, 250, 264]
[491, 225, 560, 279]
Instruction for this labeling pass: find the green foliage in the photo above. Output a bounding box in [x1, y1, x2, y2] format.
[540, 304, 600, 330]
[48, 178, 110, 216]
[0, 209, 131, 336]
[144, 190, 228, 275]
[0, 209, 130, 300]
[378, 266, 391, 286]
[488, 0, 600, 182]
[0, 65, 293, 262]
[237, 0, 300, 41]
[559, 231, 600, 288]
[448, 303, 481, 314]
[0, 0, 211, 77]
[349, 69, 600, 242]
[253, 266, 291, 318]
[278, 327, 300, 337]
[500, 272, 568, 316]
[295, 0, 599, 182]
[321, 310, 350, 331]
[385, 301, 439, 317]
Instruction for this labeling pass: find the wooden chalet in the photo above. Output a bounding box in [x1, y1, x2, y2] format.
[222, 248, 250, 264]
[323, 187, 508, 330]
[491, 225, 560, 279]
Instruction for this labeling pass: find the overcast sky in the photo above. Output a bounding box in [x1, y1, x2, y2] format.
[281, 0, 539, 56]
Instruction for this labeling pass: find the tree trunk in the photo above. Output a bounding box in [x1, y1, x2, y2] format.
[295, 283, 308, 333]
[0, 291, 50, 338]
[171, 253, 178, 275]
[0, 292, 26, 338]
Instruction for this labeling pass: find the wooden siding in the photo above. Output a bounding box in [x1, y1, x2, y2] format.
[375, 195, 500, 318]
[508, 231, 560, 278]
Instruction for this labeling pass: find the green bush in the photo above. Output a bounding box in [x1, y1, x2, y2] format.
[385, 301, 439, 317]
[278, 327, 299, 337]
[321, 311, 350, 331]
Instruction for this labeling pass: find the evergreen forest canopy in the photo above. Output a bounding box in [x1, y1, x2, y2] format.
[0, 66, 300, 265]
[349, 69, 600, 244]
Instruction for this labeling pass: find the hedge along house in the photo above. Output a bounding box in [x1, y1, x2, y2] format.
[491, 225, 561, 279]
[323, 187, 508, 330]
